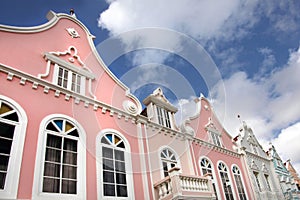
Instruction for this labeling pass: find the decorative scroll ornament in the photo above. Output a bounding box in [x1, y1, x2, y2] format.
[66, 28, 80, 38]
[123, 100, 138, 115]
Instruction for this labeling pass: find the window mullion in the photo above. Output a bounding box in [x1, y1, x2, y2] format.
[67, 71, 72, 90]
[59, 137, 64, 194]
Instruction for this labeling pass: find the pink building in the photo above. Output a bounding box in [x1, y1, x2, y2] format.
[0, 10, 262, 199]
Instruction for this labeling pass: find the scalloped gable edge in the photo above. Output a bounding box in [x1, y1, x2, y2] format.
[0, 10, 143, 114]
[185, 95, 234, 140]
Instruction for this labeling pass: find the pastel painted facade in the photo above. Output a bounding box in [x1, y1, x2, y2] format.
[0, 10, 289, 200]
[285, 160, 300, 191]
[267, 145, 300, 199]
[234, 122, 284, 200]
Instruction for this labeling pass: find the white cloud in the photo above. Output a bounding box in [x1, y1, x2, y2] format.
[271, 122, 300, 175]
[99, 0, 260, 42]
[210, 46, 300, 175]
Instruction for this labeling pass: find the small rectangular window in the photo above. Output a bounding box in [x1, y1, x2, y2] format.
[55, 66, 84, 94]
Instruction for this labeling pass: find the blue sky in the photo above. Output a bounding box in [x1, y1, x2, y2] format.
[1, 0, 300, 172]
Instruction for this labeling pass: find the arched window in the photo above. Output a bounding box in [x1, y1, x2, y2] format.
[97, 131, 133, 199]
[33, 115, 86, 200]
[0, 97, 27, 199]
[42, 119, 80, 194]
[232, 166, 247, 200]
[160, 148, 177, 177]
[200, 158, 218, 199]
[218, 162, 234, 200]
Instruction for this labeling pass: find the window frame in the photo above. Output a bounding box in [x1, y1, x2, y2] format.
[160, 148, 178, 177]
[232, 165, 248, 200]
[32, 114, 86, 200]
[253, 171, 262, 192]
[264, 174, 272, 191]
[207, 130, 222, 147]
[96, 129, 135, 200]
[217, 161, 236, 200]
[155, 106, 171, 128]
[53, 64, 86, 95]
[199, 157, 220, 200]
[0, 96, 27, 199]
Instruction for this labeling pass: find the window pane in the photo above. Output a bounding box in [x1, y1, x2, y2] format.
[102, 147, 113, 159]
[0, 172, 6, 189]
[63, 151, 77, 165]
[103, 158, 114, 170]
[103, 171, 115, 183]
[62, 180, 77, 194]
[0, 138, 12, 154]
[63, 138, 77, 152]
[46, 122, 59, 132]
[43, 177, 60, 193]
[117, 185, 128, 197]
[116, 173, 127, 184]
[45, 148, 61, 163]
[2, 112, 18, 122]
[46, 134, 62, 149]
[0, 121, 15, 139]
[62, 165, 77, 179]
[68, 129, 79, 137]
[114, 149, 124, 161]
[116, 141, 125, 148]
[104, 184, 115, 196]
[44, 163, 60, 177]
[115, 161, 125, 172]
[0, 155, 9, 171]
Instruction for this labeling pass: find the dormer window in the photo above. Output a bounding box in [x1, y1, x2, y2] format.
[56, 66, 82, 94]
[205, 118, 223, 147]
[40, 46, 96, 96]
[142, 88, 178, 129]
[210, 131, 222, 147]
[156, 106, 171, 128]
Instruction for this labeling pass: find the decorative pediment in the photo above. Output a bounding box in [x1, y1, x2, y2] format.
[205, 117, 220, 135]
[42, 46, 95, 79]
[262, 163, 269, 173]
[251, 160, 259, 170]
[246, 135, 257, 145]
[48, 46, 85, 67]
[152, 88, 170, 104]
[142, 87, 177, 112]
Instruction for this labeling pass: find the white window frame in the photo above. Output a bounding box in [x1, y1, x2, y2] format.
[0, 96, 27, 199]
[155, 106, 171, 128]
[253, 171, 262, 192]
[199, 157, 221, 199]
[232, 165, 248, 200]
[209, 131, 222, 147]
[158, 146, 181, 178]
[32, 114, 86, 200]
[53, 64, 86, 95]
[96, 129, 135, 200]
[264, 174, 272, 191]
[217, 161, 236, 200]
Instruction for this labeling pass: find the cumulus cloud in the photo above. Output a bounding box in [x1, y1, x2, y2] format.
[210, 46, 300, 173]
[211, 46, 300, 138]
[98, 0, 300, 173]
[271, 122, 300, 174]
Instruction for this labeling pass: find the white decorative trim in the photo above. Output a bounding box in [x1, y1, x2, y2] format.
[66, 28, 80, 38]
[43, 50, 95, 79]
[122, 100, 138, 115]
[0, 96, 28, 199]
[32, 114, 87, 200]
